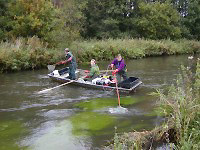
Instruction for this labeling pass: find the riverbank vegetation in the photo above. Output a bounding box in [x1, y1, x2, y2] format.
[0, 0, 200, 72]
[72, 39, 200, 62]
[1, 38, 200, 72]
[110, 58, 200, 149]
[0, 37, 63, 72]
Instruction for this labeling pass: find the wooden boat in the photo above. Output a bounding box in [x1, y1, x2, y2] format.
[48, 67, 142, 93]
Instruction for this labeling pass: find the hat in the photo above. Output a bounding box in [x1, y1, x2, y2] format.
[117, 54, 121, 57]
[91, 59, 96, 64]
[64, 48, 69, 52]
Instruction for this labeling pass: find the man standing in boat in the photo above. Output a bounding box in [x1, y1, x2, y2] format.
[84, 59, 100, 80]
[60, 48, 77, 80]
[110, 54, 127, 82]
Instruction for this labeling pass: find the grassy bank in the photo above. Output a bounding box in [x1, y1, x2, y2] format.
[71, 39, 200, 62]
[109, 58, 200, 149]
[0, 38, 200, 72]
[0, 37, 63, 72]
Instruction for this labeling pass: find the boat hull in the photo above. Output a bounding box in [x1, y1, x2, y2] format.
[48, 72, 142, 93]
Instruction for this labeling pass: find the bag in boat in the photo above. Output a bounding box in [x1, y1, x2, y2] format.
[52, 70, 60, 77]
[92, 78, 111, 85]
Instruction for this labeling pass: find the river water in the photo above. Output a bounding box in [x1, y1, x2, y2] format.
[0, 55, 194, 150]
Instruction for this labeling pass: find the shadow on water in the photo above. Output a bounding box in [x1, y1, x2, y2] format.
[0, 54, 197, 149]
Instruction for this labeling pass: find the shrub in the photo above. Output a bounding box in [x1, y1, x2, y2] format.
[0, 37, 63, 72]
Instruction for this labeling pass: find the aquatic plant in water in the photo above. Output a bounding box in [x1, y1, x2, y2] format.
[70, 96, 141, 136]
[74, 96, 140, 111]
[70, 111, 116, 136]
[0, 120, 26, 150]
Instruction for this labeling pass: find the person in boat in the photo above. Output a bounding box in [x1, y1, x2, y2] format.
[84, 59, 100, 80]
[60, 48, 77, 80]
[110, 54, 127, 82]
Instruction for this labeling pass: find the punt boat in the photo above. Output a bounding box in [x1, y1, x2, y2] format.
[48, 67, 142, 93]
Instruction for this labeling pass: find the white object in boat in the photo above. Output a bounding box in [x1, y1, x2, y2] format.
[52, 70, 60, 77]
[92, 78, 102, 84]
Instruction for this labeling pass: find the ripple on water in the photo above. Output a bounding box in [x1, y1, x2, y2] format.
[38, 109, 75, 119]
[37, 74, 49, 79]
[21, 120, 91, 150]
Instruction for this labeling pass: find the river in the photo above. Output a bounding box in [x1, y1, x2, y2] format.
[0, 55, 194, 150]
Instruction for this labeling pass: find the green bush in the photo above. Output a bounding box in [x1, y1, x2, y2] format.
[135, 2, 181, 40]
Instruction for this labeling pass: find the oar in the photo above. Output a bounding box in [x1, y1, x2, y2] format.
[38, 80, 74, 94]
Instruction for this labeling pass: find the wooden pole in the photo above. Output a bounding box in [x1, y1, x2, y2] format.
[112, 69, 121, 106]
[38, 80, 74, 94]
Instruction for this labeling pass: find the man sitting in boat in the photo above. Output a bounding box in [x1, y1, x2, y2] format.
[110, 54, 127, 82]
[84, 59, 100, 80]
[59, 48, 77, 80]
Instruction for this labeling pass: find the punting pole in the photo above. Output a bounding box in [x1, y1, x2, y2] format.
[114, 74, 121, 106]
[108, 68, 128, 114]
[38, 80, 74, 94]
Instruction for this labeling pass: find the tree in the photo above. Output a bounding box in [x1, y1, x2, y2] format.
[183, 0, 200, 40]
[82, 0, 129, 39]
[134, 2, 181, 39]
[52, 0, 85, 46]
[7, 0, 60, 43]
[81, 0, 183, 40]
[170, 0, 189, 16]
[0, 0, 12, 40]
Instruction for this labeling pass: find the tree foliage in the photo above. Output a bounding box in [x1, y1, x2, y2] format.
[0, 0, 200, 45]
[183, 0, 200, 40]
[82, 0, 182, 40]
[82, 0, 126, 39]
[52, 0, 85, 47]
[6, 0, 60, 43]
[135, 2, 181, 39]
[0, 0, 12, 40]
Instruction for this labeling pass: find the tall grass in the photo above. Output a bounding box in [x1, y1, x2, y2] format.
[71, 39, 200, 62]
[156, 58, 200, 149]
[1, 38, 200, 72]
[0, 37, 63, 72]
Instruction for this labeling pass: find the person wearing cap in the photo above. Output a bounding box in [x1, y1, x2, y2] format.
[84, 59, 100, 80]
[60, 48, 77, 80]
[110, 54, 127, 82]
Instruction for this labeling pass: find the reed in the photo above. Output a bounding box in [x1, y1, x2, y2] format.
[0, 37, 63, 72]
